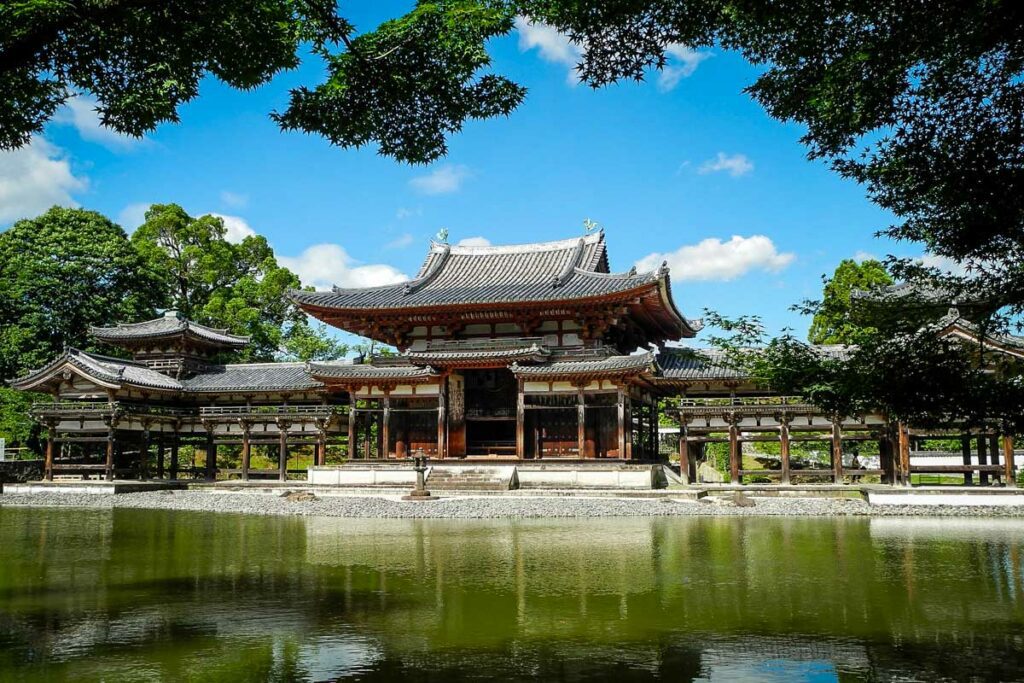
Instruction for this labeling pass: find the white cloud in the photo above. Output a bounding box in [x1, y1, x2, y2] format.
[396, 207, 421, 220]
[853, 250, 877, 263]
[658, 45, 712, 91]
[117, 202, 151, 230]
[55, 95, 141, 149]
[456, 236, 491, 247]
[919, 254, 970, 277]
[280, 244, 409, 291]
[220, 191, 248, 208]
[698, 152, 754, 178]
[385, 233, 415, 249]
[210, 213, 256, 243]
[409, 164, 471, 195]
[0, 139, 87, 223]
[636, 235, 795, 281]
[515, 16, 582, 67]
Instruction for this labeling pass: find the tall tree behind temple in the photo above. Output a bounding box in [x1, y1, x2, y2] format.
[807, 259, 893, 345]
[0, 206, 162, 379]
[131, 204, 345, 362]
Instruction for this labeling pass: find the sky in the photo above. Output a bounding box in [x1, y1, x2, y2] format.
[0, 2, 930, 344]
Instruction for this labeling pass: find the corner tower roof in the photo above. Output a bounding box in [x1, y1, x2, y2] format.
[89, 311, 250, 350]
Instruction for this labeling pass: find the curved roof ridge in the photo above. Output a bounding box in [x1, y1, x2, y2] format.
[445, 229, 603, 255]
[551, 238, 586, 288]
[404, 242, 451, 295]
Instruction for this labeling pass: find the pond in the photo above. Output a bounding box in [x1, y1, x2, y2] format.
[0, 508, 1022, 681]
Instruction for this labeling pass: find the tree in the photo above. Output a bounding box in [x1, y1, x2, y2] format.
[0, 206, 162, 378]
[130, 204, 346, 362]
[807, 259, 893, 345]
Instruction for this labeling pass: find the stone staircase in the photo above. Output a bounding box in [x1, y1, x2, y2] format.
[426, 466, 517, 491]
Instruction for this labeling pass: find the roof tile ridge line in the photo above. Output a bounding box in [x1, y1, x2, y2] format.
[12, 346, 84, 384]
[572, 265, 655, 280]
[403, 242, 451, 296]
[80, 350, 151, 367]
[447, 231, 602, 255]
[580, 229, 607, 272]
[182, 318, 248, 339]
[552, 238, 587, 288]
[89, 317, 186, 333]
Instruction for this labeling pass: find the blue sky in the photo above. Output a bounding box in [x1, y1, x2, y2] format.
[0, 2, 927, 342]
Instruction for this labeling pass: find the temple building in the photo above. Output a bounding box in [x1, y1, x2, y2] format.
[10, 230, 1019, 488]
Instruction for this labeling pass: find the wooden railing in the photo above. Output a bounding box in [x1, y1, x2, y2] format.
[199, 404, 341, 418]
[31, 401, 195, 417]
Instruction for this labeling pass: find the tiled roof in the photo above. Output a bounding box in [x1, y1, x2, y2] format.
[511, 352, 657, 378]
[12, 348, 183, 392]
[933, 308, 1024, 357]
[90, 311, 249, 347]
[405, 338, 550, 365]
[290, 231, 665, 310]
[307, 361, 440, 381]
[183, 363, 323, 392]
[657, 345, 854, 382]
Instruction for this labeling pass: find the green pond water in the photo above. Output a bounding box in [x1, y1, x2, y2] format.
[0, 508, 1022, 682]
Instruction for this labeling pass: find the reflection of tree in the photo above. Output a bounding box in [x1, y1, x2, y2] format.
[0, 510, 1022, 680]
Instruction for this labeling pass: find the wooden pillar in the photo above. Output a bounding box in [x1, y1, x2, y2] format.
[625, 391, 633, 460]
[437, 380, 447, 459]
[170, 439, 179, 480]
[978, 434, 989, 485]
[105, 428, 115, 481]
[961, 435, 974, 485]
[44, 424, 55, 482]
[897, 422, 911, 487]
[1003, 435, 1016, 487]
[156, 438, 165, 479]
[205, 431, 216, 482]
[317, 428, 327, 467]
[576, 387, 586, 459]
[516, 378, 525, 459]
[240, 422, 251, 481]
[278, 422, 289, 482]
[779, 420, 791, 485]
[678, 421, 689, 484]
[139, 429, 150, 480]
[728, 422, 740, 485]
[831, 420, 844, 485]
[348, 393, 357, 460]
[989, 434, 1000, 482]
[382, 392, 391, 458]
[616, 386, 626, 459]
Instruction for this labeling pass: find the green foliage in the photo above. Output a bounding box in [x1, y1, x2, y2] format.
[275, 1, 525, 164]
[0, 387, 42, 449]
[0, 206, 162, 377]
[130, 204, 346, 362]
[807, 259, 893, 345]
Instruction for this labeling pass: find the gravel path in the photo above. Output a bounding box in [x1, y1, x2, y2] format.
[3, 490, 1024, 519]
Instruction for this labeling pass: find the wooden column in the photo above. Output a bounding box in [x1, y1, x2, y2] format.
[831, 420, 844, 484]
[624, 392, 633, 460]
[105, 428, 115, 481]
[779, 420, 791, 485]
[961, 435, 974, 485]
[616, 386, 626, 459]
[897, 422, 911, 487]
[679, 421, 692, 485]
[348, 393, 357, 460]
[205, 431, 216, 481]
[382, 392, 391, 458]
[437, 380, 447, 459]
[1003, 435, 1016, 487]
[44, 423, 55, 482]
[139, 429, 150, 480]
[240, 421, 251, 481]
[277, 421, 290, 482]
[728, 422, 741, 485]
[576, 387, 586, 459]
[170, 440, 179, 481]
[156, 438, 165, 479]
[316, 427, 327, 467]
[989, 435, 1000, 482]
[515, 378, 525, 459]
[978, 434, 989, 485]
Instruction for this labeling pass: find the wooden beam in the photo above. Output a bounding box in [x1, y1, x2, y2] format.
[240, 422, 251, 481]
[105, 429, 115, 481]
[382, 392, 391, 459]
[961, 435, 973, 485]
[44, 427, 55, 482]
[897, 422, 911, 487]
[990, 435, 1000, 482]
[205, 431, 216, 482]
[348, 393, 357, 460]
[679, 422, 690, 484]
[616, 386, 626, 459]
[170, 440, 179, 481]
[156, 439, 165, 479]
[139, 429, 150, 481]
[437, 379, 447, 459]
[278, 423, 289, 482]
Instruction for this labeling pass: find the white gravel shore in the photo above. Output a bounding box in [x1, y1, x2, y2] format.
[3, 490, 1024, 518]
